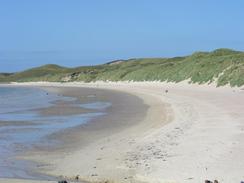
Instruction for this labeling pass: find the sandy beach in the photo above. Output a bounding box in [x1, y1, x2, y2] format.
[1, 81, 244, 183]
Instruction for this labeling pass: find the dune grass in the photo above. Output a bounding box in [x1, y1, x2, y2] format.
[1, 48, 243, 87]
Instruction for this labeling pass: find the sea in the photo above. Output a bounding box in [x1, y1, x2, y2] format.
[0, 86, 110, 180]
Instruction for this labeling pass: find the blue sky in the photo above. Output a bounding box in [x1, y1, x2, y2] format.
[0, 0, 243, 72]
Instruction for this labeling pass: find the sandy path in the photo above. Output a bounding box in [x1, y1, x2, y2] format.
[1, 82, 244, 183]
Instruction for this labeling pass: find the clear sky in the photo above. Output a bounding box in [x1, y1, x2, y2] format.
[0, 0, 243, 72]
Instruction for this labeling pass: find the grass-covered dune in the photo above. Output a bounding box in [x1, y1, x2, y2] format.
[1, 48, 244, 86]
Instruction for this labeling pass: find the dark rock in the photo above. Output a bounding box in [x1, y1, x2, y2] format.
[58, 180, 68, 183]
[205, 180, 213, 183]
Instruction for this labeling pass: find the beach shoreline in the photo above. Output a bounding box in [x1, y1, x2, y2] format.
[0, 81, 244, 183]
[20, 82, 169, 183]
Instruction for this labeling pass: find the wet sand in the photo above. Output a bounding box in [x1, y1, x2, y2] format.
[32, 86, 149, 152]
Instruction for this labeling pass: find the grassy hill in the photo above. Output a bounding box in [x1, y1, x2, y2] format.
[0, 48, 243, 87]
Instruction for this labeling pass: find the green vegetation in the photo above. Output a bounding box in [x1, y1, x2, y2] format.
[0, 48, 243, 87]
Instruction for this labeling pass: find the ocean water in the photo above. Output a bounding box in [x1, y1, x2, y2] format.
[0, 86, 110, 179]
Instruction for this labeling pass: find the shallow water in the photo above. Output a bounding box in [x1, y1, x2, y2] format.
[0, 86, 110, 180]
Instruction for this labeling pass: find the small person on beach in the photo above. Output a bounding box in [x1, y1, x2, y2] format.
[75, 175, 79, 180]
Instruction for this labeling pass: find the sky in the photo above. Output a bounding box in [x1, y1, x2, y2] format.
[0, 0, 244, 72]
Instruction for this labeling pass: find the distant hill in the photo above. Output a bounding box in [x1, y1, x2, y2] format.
[0, 48, 243, 87]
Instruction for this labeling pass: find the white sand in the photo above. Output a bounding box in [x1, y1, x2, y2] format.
[0, 179, 57, 183]
[2, 81, 244, 183]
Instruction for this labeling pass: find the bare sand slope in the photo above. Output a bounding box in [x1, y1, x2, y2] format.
[2, 81, 244, 183]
